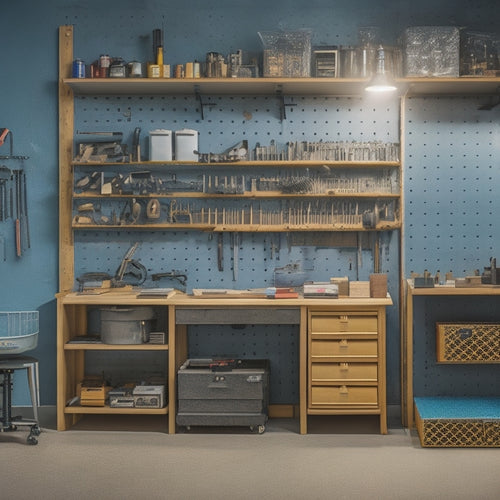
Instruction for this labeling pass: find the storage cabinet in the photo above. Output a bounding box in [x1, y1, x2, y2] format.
[403, 281, 500, 429]
[307, 309, 387, 433]
[56, 292, 171, 432]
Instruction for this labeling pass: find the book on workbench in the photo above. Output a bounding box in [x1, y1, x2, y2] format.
[136, 288, 175, 298]
[191, 288, 268, 298]
[303, 282, 338, 298]
[265, 287, 299, 299]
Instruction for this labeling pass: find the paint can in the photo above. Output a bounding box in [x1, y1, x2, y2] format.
[99, 54, 111, 77]
[72, 59, 85, 78]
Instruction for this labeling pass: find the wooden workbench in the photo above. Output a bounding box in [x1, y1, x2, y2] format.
[57, 290, 392, 434]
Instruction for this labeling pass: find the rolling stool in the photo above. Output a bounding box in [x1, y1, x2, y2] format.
[0, 355, 41, 445]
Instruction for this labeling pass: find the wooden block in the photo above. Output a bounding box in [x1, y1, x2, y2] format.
[349, 281, 370, 297]
[454, 276, 482, 287]
[330, 276, 349, 296]
[370, 273, 388, 298]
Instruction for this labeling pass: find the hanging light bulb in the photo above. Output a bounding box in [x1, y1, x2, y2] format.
[365, 45, 398, 93]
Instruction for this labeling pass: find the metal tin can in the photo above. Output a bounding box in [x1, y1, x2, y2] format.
[72, 59, 85, 78]
[109, 58, 126, 78]
[99, 54, 111, 77]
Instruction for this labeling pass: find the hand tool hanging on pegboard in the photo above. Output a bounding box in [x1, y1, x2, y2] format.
[0, 165, 11, 223]
[12, 169, 30, 257]
[0, 128, 29, 160]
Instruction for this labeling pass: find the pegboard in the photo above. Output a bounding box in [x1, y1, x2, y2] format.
[405, 96, 500, 402]
[74, 230, 397, 291]
[84, 350, 167, 387]
[412, 295, 500, 398]
[73, 94, 400, 289]
[75, 94, 400, 153]
[404, 95, 500, 277]
[74, 93, 402, 405]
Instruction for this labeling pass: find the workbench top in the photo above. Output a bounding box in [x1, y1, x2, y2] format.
[57, 289, 393, 307]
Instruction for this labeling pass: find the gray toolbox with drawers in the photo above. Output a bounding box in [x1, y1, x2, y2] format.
[176, 358, 270, 433]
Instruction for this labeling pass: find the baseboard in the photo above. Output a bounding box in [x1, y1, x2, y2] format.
[12, 403, 402, 431]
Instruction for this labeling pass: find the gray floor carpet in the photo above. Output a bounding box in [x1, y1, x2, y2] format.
[1, 416, 499, 500]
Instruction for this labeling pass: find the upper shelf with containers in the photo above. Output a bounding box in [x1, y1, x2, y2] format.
[64, 26, 500, 97]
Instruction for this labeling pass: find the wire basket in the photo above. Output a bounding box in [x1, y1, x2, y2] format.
[0, 311, 39, 355]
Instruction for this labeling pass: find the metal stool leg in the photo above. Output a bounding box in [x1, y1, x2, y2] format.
[26, 362, 39, 424]
[1, 370, 14, 429]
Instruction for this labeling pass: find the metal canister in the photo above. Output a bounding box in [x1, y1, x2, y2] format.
[99, 54, 111, 77]
[72, 59, 85, 78]
[109, 58, 126, 78]
[128, 61, 143, 77]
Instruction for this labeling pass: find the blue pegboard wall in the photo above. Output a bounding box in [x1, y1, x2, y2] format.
[74, 94, 402, 405]
[404, 96, 500, 276]
[405, 96, 500, 400]
[73, 94, 401, 292]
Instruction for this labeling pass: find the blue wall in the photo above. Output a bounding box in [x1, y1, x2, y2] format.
[1, 0, 499, 409]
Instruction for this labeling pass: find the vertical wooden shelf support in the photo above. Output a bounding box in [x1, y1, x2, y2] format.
[59, 25, 75, 292]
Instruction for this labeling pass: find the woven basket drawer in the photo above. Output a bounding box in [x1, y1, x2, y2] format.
[436, 322, 500, 363]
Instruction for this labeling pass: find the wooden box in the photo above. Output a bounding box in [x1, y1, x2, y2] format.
[415, 397, 500, 447]
[349, 281, 370, 297]
[330, 276, 349, 296]
[370, 274, 388, 298]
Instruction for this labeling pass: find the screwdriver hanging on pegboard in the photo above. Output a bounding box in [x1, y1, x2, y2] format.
[11, 169, 30, 257]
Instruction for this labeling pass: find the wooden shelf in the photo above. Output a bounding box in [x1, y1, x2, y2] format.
[74, 192, 400, 199]
[72, 222, 402, 232]
[407, 282, 500, 296]
[64, 76, 500, 97]
[64, 342, 168, 351]
[72, 160, 400, 168]
[64, 405, 168, 415]
[402, 77, 500, 97]
[65, 77, 371, 96]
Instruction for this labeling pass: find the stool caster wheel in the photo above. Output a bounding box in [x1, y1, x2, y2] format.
[250, 425, 266, 434]
[27, 435, 38, 445]
[31, 425, 41, 436]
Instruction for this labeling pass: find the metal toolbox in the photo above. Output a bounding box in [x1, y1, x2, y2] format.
[176, 358, 270, 433]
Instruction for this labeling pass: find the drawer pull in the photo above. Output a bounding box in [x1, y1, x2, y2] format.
[340, 385, 349, 395]
[340, 363, 349, 371]
[339, 339, 349, 348]
[340, 315, 349, 331]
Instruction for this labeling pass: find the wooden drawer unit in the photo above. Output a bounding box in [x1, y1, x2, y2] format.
[310, 338, 378, 358]
[311, 362, 378, 383]
[310, 385, 378, 407]
[310, 313, 378, 334]
[307, 307, 387, 433]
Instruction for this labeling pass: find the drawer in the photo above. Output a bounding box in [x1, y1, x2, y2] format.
[310, 385, 378, 406]
[310, 313, 378, 334]
[311, 362, 378, 382]
[310, 339, 378, 357]
[176, 307, 300, 325]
